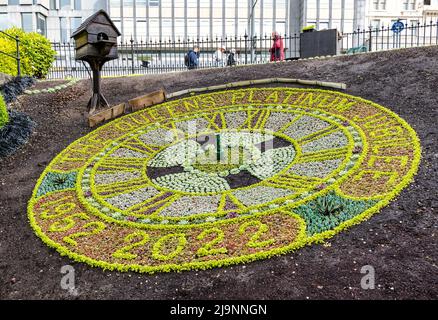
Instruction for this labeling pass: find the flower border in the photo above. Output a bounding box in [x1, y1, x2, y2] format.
[24, 78, 79, 95]
[27, 87, 422, 273]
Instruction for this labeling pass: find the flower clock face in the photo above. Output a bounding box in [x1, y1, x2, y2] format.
[28, 88, 421, 273]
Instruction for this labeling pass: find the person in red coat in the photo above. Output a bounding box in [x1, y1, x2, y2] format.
[270, 32, 285, 62]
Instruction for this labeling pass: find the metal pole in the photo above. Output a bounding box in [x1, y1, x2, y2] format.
[368, 26, 372, 52]
[130, 37, 135, 74]
[244, 33, 248, 64]
[250, 0, 255, 63]
[329, 0, 333, 29]
[216, 133, 222, 162]
[16, 35, 21, 77]
[249, 0, 258, 63]
[341, 0, 345, 33]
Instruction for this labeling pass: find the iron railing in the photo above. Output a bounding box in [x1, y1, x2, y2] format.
[47, 20, 438, 79]
[341, 20, 438, 53]
[48, 34, 301, 79]
[0, 30, 21, 77]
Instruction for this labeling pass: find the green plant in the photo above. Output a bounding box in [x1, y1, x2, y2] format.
[138, 55, 152, 61]
[0, 38, 21, 76]
[294, 191, 376, 236]
[0, 27, 56, 78]
[0, 94, 9, 127]
[302, 25, 316, 32]
[53, 174, 68, 185]
[312, 190, 344, 216]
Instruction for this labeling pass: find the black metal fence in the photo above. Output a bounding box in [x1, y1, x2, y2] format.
[341, 20, 438, 54]
[47, 20, 438, 79]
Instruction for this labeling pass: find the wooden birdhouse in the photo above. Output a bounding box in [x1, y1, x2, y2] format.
[71, 9, 121, 63]
[71, 10, 121, 113]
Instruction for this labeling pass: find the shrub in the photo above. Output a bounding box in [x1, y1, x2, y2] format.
[0, 38, 21, 76]
[0, 76, 35, 103]
[0, 27, 56, 78]
[0, 110, 35, 157]
[0, 94, 9, 128]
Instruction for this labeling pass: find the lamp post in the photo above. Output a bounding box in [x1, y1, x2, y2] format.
[249, 0, 258, 63]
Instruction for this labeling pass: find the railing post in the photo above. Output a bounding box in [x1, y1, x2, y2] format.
[368, 26, 372, 52]
[244, 33, 248, 64]
[16, 35, 21, 77]
[130, 37, 135, 75]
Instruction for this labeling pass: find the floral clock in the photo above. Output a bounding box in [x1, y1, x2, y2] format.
[28, 88, 421, 273]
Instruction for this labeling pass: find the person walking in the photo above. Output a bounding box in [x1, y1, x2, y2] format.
[227, 48, 237, 67]
[185, 47, 200, 70]
[213, 46, 226, 67]
[270, 32, 285, 62]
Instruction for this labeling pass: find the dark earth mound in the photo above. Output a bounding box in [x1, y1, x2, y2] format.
[0, 46, 437, 299]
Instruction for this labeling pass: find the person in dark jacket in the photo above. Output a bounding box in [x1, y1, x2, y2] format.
[227, 48, 237, 66]
[187, 47, 200, 70]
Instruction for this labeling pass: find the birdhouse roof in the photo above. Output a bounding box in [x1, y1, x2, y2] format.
[71, 9, 121, 38]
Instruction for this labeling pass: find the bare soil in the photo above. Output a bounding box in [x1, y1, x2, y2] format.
[29, 80, 69, 91]
[0, 46, 437, 300]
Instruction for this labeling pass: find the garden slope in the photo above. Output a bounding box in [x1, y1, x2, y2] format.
[0, 46, 437, 299]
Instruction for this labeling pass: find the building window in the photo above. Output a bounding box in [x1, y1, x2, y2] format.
[373, 0, 386, 10]
[50, 0, 57, 10]
[21, 13, 33, 33]
[8, 0, 20, 5]
[71, 17, 82, 34]
[124, 18, 134, 39]
[275, 21, 286, 35]
[424, 0, 431, 5]
[74, 0, 81, 10]
[371, 19, 380, 30]
[110, 0, 121, 17]
[403, 0, 416, 10]
[411, 20, 419, 36]
[149, 0, 159, 6]
[36, 13, 47, 36]
[0, 13, 8, 30]
[162, 19, 172, 38]
[136, 20, 147, 40]
[60, 0, 71, 10]
[60, 17, 68, 42]
[410, 0, 416, 10]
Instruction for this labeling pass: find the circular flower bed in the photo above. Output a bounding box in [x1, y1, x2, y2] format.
[28, 87, 421, 273]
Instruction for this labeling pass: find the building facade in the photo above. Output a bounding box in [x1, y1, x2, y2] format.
[0, 0, 107, 42]
[366, 0, 424, 30]
[0, 0, 435, 42]
[107, 0, 365, 41]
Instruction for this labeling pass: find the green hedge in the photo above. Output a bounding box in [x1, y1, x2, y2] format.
[0, 27, 56, 78]
[0, 94, 9, 128]
[0, 38, 22, 76]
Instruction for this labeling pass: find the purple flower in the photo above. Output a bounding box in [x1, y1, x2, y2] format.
[316, 184, 326, 191]
[342, 121, 350, 127]
[126, 216, 138, 222]
[226, 212, 238, 219]
[353, 146, 362, 154]
[84, 191, 92, 197]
